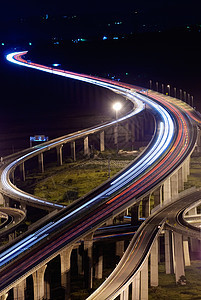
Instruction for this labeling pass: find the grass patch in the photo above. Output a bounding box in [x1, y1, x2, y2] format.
[149, 261, 201, 300]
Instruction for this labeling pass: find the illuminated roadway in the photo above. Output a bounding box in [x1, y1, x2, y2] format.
[0, 51, 200, 297]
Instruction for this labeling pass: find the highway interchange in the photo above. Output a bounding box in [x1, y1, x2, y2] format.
[0, 51, 200, 298]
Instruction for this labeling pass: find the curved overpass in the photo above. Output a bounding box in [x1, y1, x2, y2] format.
[0, 51, 199, 297]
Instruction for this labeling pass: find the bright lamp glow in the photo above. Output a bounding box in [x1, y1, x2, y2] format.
[113, 102, 122, 111]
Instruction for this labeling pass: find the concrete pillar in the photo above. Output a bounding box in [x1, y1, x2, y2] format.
[120, 286, 129, 300]
[0, 294, 8, 300]
[0, 193, 4, 205]
[114, 125, 118, 145]
[183, 237, 191, 266]
[140, 258, 148, 300]
[188, 207, 197, 215]
[105, 218, 113, 226]
[60, 246, 73, 300]
[131, 120, 135, 148]
[38, 152, 44, 173]
[125, 122, 129, 143]
[56, 145, 63, 166]
[44, 272, 51, 300]
[173, 232, 185, 283]
[142, 196, 150, 218]
[100, 131, 105, 152]
[95, 246, 103, 279]
[186, 157, 190, 176]
[163, 177, 171, 203]
[131, 204, 139, 226]
[32, 265, 47, 300]
[182, 162, 188, 182]
[19, 202, 26, 212]
[84, 233, 94, 289]
[153, 187, 162, 207]
[170, 172, 178, 198]
[9, 233, 15, 242]
[132, 272, 140, 300]
[13, 279, 26, 300]
[190, 238, 200, 252]
[116, 240, 124, 258]
[20, 162, 26, 181]
[135, 120, 140, 142]
[71, 141, 76, 161]
[77, 246, 83, 275]
[150, 238, 158, 286]
[84, 136, 89, 156]
[165, 230, 174, 274]
[178, 167, 184, 191]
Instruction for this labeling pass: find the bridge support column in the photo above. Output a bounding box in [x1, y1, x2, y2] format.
[38, 152, 44, 173]
[165, 230, 174, 274]
[150, 238, 158, 286]
[183, 237, 191, 266]
[131, 204, 140, 225]
[95, 245, 103, 279]
[190, 238, 200, 253]
[100, 131, 105, 152]
[182, 161, 188, 182]
[132, 272, 140, 300]
[142, 195, 150, 218]
[131, 120, 135, 148]
[178, 167, 184, 191]
[125, 121, 129, 144]
[71, 141, 76, 161]
[19, 162, 26, 181]
[60, 246, 73, 300]
[170, 172, 178, 198]
[140, 258, 148, 300]
[13, 279, 26, 300]
[120, 286, 129, 300]
[84, 233, 94, 289]
[173, 232, 185, 283]
[163, 178, 171, 203]
[0, 294, 8, 300]
[32, 265, 47, 300]
[84, 136, 89, 156]
[153, 187, 162, 207]
[56, 145, 63, 166]
[116, 240, 124, 258]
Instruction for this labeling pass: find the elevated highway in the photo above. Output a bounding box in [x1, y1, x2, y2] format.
[0, 51, 200, 299]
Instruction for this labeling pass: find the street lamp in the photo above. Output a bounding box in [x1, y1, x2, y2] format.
[113, 102, 122, 120]
[156, 81, 159, 92]
[113, 102, 122, 152]
[167, 84, 170, 96]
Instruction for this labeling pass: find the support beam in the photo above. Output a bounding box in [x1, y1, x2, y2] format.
[95, 245, 103, 279]
[84, 136, 89, 156]
[38, 152, 44, 173]
[163, 178, 171, 203]
[71, 141, 76, 161]
[13, 279, 26, 300]
[131, 204, 139, 226]
[165, 230, 174, 274]
[116, 240, 124, 258]
[183, 237, 191, 266]
[120, 286, 129, 300]
[173, 232, 185, 283]
[140, 258, 148, 300]
[178, 167, 184, 191]
[100, 131, 105, 152]
[170, 172, 178, 198]
[84, 233, 94, 289]
[60, 246, 73, 300]
[141, 195, 150, 218]
[56, 145, 63, 166]
[150, 238, 158, 286]
[32, 265, 47, 300]
[132, 272, 140, 300]
[153, 186, 162, 207]
[19, 162, 26, 181]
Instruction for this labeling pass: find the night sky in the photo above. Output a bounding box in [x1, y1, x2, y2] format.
[1, 0, 200, 28]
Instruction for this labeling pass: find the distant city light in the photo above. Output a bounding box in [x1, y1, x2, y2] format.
[29, 42, 32, 46]
[52, 63, 60, 67]
[113, 37, 119, 40]
[1, 42, 4, 46]
[103, 36, 108, 40]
